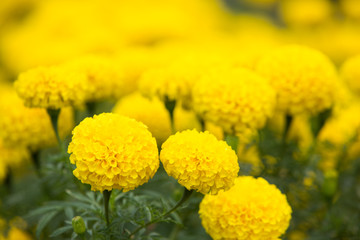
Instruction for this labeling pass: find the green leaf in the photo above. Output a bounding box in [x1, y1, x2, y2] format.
[36, 211, 59, 239]
[65, 207, 74, 219]
[25, 205, 62, 220]
[50, 225, 73, 237]
[66, 189, 97, 205]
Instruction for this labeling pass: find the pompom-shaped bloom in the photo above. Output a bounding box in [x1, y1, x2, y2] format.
[199, 176, 292, 240]
[160, 129, 239, 194]
[256, 45, 338, 115]
[340, 55, 360, 95]
[63, 56, 129, 101]
[192, 68, 276, 134]
[68, 113, 159, 192]
[14, 66, 87, 109]
[0, 88, 74, 150]
[112, 93, 172, 145]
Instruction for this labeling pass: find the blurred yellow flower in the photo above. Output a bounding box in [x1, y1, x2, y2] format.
[14, 66, 87, 109]
[0, 87, 73, 150]
[112, 93, 172, 145]
[340, 54, 360, 96]
[63, 56, 127, 101]
[6, 227, 32, 240]
[192, 67, 276, 134]
[199, 176, 292, 240]
[256, 44, 338, 115]
[160, 129, 239, 195]
[68, 113, 159, 192]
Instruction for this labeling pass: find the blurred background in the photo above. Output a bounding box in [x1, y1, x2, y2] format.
[1, 0, 360, 239]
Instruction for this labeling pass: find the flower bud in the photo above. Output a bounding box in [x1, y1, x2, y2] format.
[72, 216, 86, 234]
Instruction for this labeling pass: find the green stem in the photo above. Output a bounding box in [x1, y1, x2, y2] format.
[46, 108, 63, 152]
[129, 188, 193, 237]
[4, 168, 12, 192]
[103, 190, 112, 227]
[224, 133, 239, 155]
[164, 97, 176, 133]
[196, 115, 205, 132]
[31, 151, 41, 178]
[86, 101, 97, 117]
[283, 114, 293, 143]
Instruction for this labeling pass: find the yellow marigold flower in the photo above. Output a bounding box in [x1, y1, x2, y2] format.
[160, 129, 239, 195]
[68, 113, 159, 192]
[112, 93, 172, 145]
[255, 45, 338, 115]
[199, 176, 292, 240]
[14, 66, 87, 109]
[340, 55, 360, 96]
[192, 68, 276, 134]
[0, 88, 73, 150]
[64, 56, 129, 101]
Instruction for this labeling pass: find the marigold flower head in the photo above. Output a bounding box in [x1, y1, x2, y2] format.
[14, 66, 87, 109]
[68, 113, 159, 192]
[64, 56, 129, 101]
[0, 88, 74, 150]
[112, 93, 172, 145]
[160, 129, 239, 195]
[199, 176, 292, 240]
[255, 45, 338, 115]
[340, 55, 360, 96]
[192, 67, 276, 134]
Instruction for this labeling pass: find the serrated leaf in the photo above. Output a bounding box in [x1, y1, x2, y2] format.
[36, 211, 59, 239]
[50, 225, 73, 237]
[144, 206, 152, 222]
[66, 189, 97, 205]
[25, 205, 62, 220]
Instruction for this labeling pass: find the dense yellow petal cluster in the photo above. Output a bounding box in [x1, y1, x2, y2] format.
[256, 45, 338, 115]
[64, 56, 129, 101]
[192, 68, 276, 134]
[199, 176, 292, 240]
[160, 129, 239, 194]
[0, 88, 73, 150]
[340, 55, 360, 95]
[68, 113, 159, 192]
[14, 66, 87, 109]
[112, 93, 172, 145]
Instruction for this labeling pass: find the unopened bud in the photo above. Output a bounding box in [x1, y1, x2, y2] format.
[72, 216, 86, 234]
